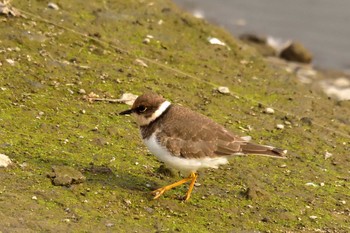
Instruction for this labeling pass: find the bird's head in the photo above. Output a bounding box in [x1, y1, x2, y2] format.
[119, 92, 171, 126]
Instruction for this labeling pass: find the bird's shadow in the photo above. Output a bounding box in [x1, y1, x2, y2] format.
[82, 164, 160, 192]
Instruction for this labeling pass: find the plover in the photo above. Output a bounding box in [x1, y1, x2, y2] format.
[120, 92, 287, 201]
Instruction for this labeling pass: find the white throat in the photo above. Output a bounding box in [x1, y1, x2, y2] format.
[135, 101, 171, 126]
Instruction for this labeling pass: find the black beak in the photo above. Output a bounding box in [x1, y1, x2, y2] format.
[119, 109, 134, 115]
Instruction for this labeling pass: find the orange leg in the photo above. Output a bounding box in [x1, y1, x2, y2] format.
[152, 172, 198, 201]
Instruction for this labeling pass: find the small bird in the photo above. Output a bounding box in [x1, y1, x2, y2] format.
[120, 92, 287, 201]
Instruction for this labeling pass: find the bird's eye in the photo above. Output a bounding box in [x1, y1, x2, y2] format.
[137, 105, 147, 113]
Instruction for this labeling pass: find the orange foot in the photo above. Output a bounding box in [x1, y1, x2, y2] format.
[151, 172, 198, 201]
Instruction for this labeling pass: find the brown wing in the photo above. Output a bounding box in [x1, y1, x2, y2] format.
[156, 105, 247, 159]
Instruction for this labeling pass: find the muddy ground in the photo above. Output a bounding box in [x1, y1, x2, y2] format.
[0, 0, 349, 232]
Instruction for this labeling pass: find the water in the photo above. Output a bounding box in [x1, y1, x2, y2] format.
[173, 0, 350, 71]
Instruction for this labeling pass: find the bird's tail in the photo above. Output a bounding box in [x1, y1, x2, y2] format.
[241, 143, 287, 159]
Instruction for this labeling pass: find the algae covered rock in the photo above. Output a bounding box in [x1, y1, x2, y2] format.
[47, 166, 86, 186]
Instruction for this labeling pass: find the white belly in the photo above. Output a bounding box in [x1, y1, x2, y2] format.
[143, 133, 228, 173]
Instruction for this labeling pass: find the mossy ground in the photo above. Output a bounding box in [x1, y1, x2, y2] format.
[0, 0, 349, 232]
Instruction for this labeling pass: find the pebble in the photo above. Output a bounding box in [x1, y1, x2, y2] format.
[305, 182, 318, 187]
[124, 199, 132, 206]
[135, 59, 148, 67]
[0, 154, 12, 168]
[207, 37, 226, 46]
[324, 151, 333, 160]
[5, 59, 15, 66]
[47, 2, 60, 10]
[309, 215, 318, 220]
[78, 89, 86, 94]
[339, 200, 346, 205]
[120, 93, 138, 106]
[217, 86, 230, 94]
[276, 124, 284, 130]
[264, 107, 275, 114]
[143, 38, 151, 44]
[105, 223, 114, 227]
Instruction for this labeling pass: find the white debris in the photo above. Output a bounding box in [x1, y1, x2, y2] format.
[320, 80, 350, 101]
[305, 182, 318, 187]
[339, 200, 346, 205]
[240, 136, 252, 141]
[78, 89, 86, 94]
[333, 77, 350, 87]
[217, 86, 230, 94]
[320, 182, 325, 187]
[0, 0, 20, 16]
[5, 59, 15, 66]
[324, 151, 333, 160]
[0, 154, 12, 168]
[208, 37, 226, 46]
[135, 59, 148, 67]
[276, 124, 285, 130]
[32, 196, 38, 200]
[192, 9, 204, 19]
[264, 107, 275, 114]
[48, 2, 60, 10]
[309, 215, 318, 220]
[124, 199, 132, 205]
[267, 36, 292, 54]
[120, 93, 138, 106]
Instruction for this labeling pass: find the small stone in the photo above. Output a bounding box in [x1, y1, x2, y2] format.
[144, 207, 154, 214]
[276, 124, 284, 130]
[320, 182, 325, 187]
[208, 37, 226, 46]
[264, 107, 275, 114]
[47, 166, 86, 186]
[0, 154, 12, 168]
[78, 89, 86, 94]
[105, 223, 114, 227]
[80, 109, 86, 114]
[143, 38, 151, 44]
[119, 93, 138, 106]
[300, 117, 312, 126]
[309, 215, 318, 220]
[5, 59, 15, 66]
[135, 59, 148, 67]
[32, 196, 37, 200]
[305, 182, 318, 187]
[279, 164, 287, 168]
[124, 199, 132, 205]
[280, 42, 312, 63]
[324, 151, 333, 160]
[339, 200, 346, 205]
[217, 86, 230, 94]
[48, 2, 60, 10]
